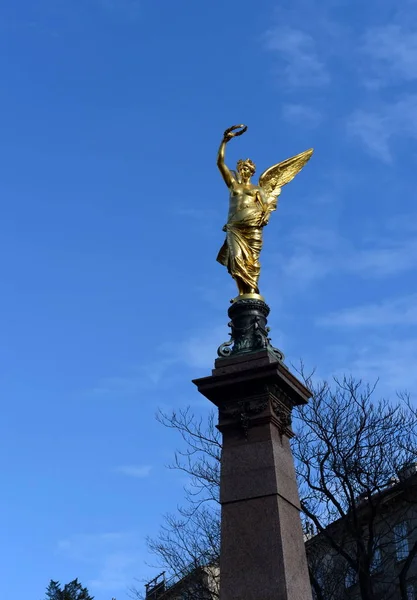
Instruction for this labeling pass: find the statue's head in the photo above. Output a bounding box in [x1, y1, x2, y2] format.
[237, 158, 256, 182]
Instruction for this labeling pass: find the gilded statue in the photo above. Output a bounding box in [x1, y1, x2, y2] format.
[216, 124, 313, 300]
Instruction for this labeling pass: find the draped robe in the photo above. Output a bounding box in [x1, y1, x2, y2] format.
[217, 186, 272, 294]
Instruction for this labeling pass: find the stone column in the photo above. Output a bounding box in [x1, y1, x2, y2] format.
[193, 299, 313, 600]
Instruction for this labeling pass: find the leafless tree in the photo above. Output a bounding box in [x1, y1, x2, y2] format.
[133, 376, 417, 600]
[294, 371, 417, 600]
[130, 409, 221, 600]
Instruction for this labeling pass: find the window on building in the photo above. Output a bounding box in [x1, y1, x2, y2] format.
[395, 521, 410, 561]
[407, 584, 415, 600]
[345, 567, 357, 588]
[371, 546, 382, 573]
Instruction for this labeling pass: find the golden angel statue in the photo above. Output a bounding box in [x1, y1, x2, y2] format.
[216, 124, 313, 299]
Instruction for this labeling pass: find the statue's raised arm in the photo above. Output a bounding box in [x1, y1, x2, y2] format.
[216, 124, 313, 301]
[217, 125, 248, 188]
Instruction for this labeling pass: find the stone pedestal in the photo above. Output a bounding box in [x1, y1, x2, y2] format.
[193, 299, 313, 600]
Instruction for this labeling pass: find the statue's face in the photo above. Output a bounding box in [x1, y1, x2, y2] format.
[238, 163, 253, 182]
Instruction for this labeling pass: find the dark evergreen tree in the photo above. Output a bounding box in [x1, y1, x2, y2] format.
[44, 578, 94, 600]
[45, 580, 62, 600]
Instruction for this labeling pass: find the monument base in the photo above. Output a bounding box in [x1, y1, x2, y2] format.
[193, 345, 313, 600]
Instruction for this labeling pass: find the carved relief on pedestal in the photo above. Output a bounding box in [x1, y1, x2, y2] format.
[218, 383, 296, 438]
[219, 393, 269, 437]
[264, 383, 295, 437]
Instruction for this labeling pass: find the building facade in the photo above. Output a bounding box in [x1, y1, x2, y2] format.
[306, 466, 417, 599]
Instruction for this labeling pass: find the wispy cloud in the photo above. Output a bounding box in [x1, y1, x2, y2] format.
[58, 532, 144, 593]
[282, 103, 322, 127]
[348, 109, 392, 162]
[350, 5, 417, 159]
[264, 26, 330, 87]
[89, 551, 141, 591]
[58, 532, 125, 557]
[318, 294, 417, 327]
[86, 323, 227, 401]
[275, 222, 417, 289]
[281, 248, 332, 286]
[352, 237, 417, 276]
[91, 375, 144, 396]
[115, 464, 152, 478]
[268, 225, 343, 290]
[348, 95, 417, 161]
[159, 324, 227, 370]
[89, 356, 179, 397]
[363, 24, 417, 85]
[310, 332, 417, 396]
[344, 337, 417, 395]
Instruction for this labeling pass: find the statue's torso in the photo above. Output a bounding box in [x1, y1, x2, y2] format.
[227, 184, 265, 225]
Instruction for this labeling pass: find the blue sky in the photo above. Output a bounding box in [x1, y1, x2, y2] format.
[2, 0, 417, 598]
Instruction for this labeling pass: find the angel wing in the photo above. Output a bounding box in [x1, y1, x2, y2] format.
[258, 148, 313, 202]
